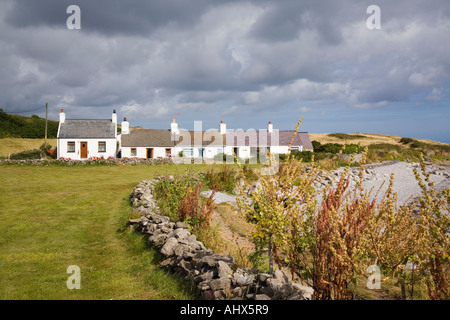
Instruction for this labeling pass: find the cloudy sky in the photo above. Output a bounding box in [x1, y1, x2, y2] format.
[1, 0, 449, 142]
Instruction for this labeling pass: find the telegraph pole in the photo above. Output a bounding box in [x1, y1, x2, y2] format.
[44, 102, 48, 149]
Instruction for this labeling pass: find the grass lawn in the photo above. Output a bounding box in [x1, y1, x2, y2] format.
[0, 163, 213, 300]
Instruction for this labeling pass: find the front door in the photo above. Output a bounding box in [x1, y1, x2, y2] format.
[80, 141, 88, 159]
[146, 148, 153, 159]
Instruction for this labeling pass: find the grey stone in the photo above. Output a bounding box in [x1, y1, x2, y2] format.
[193, 270, 215, 284]
[292, 283, 314, 300]
[128, 218, 141, 225]
[178, 260, 194, 274]
[274, 269, 289, 283]
[236, 274, 254, 287]
[209, 278, 231, 291]
[174, 221, 188, 229]
[159, 257, 175, 268]
[197, 253, 235, 268]
[160, 237, 179, 256]
[171, 228, 191, 239]
[258, 273, 272, 283]
[217, 260, 233, 278]
[151, 215, 171, 225]
[148, 233, 167, 246]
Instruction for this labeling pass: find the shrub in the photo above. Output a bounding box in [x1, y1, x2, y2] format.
[178, 182, 215, 228]
[328, 133, 366, 140]
[400, 137, 415, 144]
[204, 166, 236, 193]
[153, 170, 199, 221]
[9, 149, 45, 160]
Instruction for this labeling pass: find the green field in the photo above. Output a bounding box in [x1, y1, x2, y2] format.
[0, 163, 214, 300]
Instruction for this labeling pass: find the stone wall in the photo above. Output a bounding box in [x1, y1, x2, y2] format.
[0, 157, 192, 166]
[128, 178, 314, 300]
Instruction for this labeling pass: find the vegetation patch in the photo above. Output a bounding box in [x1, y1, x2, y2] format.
[328, 133, 367, 140]
[0, 109, 59, 139]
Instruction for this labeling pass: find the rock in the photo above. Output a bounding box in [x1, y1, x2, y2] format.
[178, 260, 195, 274]
[174, 221, 188, 229]
[193, 270, 215, 284]
[292, 283, 314, 300]
[258, 273, 272, 283]
[214, 290, 227, 300]
[236, 274, 254, 287]
[169, 228, 191, 240]
[151, 215, 171, 225]
[274, 269, 289, 283]
[232, 287, 243, 298]
[209, 278, 231, 291]
[160, 257, 175, 268]
[186, 234, 197, 242]
[196, 253, 235, 269]
[128, 219, 140, 225]
[160, 237, 179, 256]
[217, 260, 233, 278]
[148, 233, 167, 246]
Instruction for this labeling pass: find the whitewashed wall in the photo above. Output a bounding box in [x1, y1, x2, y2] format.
[121, 146, 174, 159]
[57, 138, 117, 160]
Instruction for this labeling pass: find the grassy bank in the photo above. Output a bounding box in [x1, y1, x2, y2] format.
[0, 138, 57, 157]
[0, 163, 215, 299]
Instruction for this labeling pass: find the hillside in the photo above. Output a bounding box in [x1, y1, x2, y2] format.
[309, 132, 448, 147]
[0, 109, 59, 138]
[308, 132, 450, 164]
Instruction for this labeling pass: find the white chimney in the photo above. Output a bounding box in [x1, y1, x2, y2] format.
[171, 118, 179, 134]
[59, 109, 65, 123]
[112, 109, 117, 124]
[121, 117, 130, 135]
[268, 121, 273, 133]
[219, 121, 226, 134]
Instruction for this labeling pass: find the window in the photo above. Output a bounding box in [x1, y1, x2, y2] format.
[183, 148, 193, 157]
[98, 141, 106, 152]
[67, 141, 75, 152]
[131, 148, 137, 156]
[165, 148, 171, 156]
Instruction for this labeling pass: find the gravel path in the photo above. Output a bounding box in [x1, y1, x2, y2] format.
[201, 161, 450, 207]
[360, 162, 449, 204]
[201, 190, 238, 205]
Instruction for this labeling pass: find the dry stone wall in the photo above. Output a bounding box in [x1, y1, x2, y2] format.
[128, 177, 314, 300]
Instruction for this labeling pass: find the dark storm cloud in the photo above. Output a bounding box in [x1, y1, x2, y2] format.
[5, 0, 216, 36]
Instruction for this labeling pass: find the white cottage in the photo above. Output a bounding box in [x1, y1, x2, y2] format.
[118, 118, 313, 160]
[57, 109, 118, 160]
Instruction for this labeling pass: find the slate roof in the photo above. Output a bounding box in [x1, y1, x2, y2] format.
[121, 128, 313, 149]
[176, 130, 224, 146]
[225, 130, 310, 147]
[121, 129, 174, 147]
[58, 119, 116, 139]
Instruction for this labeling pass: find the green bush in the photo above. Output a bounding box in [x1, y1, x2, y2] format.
[204, 166, 236, 193]
[310, 141, 363, 155]
[9, 149, 45, 160]
[0, 109, 59, 138]
[400, 137, 415, 144]
[328, 133, 366, 140]
[153, 170, 199, 221]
